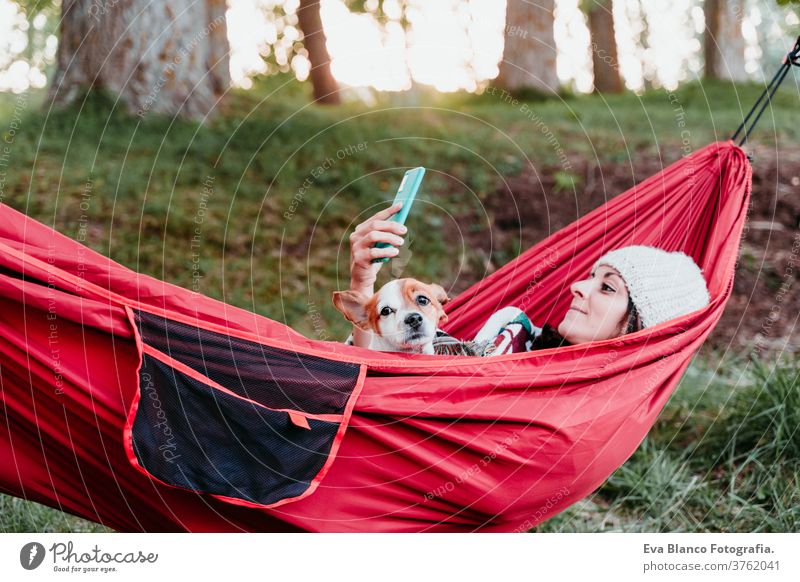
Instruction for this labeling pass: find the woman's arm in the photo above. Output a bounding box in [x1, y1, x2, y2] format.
[346, 202, 407, 345]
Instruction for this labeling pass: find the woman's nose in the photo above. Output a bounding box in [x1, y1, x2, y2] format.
[571, 278, 589, 298]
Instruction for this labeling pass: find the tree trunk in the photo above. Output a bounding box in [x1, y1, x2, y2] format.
[297, 0, 340, 105]
[704, 0, 747, 81]
[48, 0, 230, 121]
[495, 0, 559, 94]
[587, 0, 623, 93]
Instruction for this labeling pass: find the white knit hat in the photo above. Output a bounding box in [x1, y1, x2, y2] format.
[592, 246, 711, 328]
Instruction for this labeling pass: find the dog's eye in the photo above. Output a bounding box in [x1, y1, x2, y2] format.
[417, 296, 430, 306]
[380, 306, 393, 317]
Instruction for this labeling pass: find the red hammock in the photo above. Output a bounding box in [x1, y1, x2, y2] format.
[0, 141, 750, 532]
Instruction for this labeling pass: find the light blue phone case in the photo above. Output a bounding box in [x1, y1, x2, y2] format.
[371, 167, 425, 264]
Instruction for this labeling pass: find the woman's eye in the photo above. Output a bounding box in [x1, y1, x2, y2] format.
[380, 307, 393, 317]
[602, 283, 615, 292]
[417, 296, 430, 306]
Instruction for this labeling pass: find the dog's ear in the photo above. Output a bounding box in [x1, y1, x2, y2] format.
[332, 290, 371, 331]
[427, 283, 450, 325]
[428, 283, 451, 306]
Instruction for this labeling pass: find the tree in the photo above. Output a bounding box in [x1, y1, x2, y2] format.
[585, 0, 623, 93]
[296, 0, 340, 104]
[344, 0, 414, 90]
[495, 0, 559, 94]
[48, 0, 230, 120]
[704, 0, 748, 81]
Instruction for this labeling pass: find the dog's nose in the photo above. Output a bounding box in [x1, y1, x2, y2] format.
[404, 313, 423, 329]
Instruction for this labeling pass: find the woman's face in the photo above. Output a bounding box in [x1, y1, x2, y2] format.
[557, 265, 630, 344]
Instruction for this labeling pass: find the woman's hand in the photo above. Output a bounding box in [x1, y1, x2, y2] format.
[348, 202, 407, 295]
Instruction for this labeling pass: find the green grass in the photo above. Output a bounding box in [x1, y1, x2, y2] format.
[0, 496, 111, 533]
[537, 356, 800, 532]
[0, 73, 798, 532]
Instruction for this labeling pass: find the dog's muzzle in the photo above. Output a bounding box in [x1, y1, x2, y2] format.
[404, 313, 423, 330]
[403, 313, 431, 344]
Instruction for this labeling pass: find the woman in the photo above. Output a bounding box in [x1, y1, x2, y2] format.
[347, 203, 710, 356]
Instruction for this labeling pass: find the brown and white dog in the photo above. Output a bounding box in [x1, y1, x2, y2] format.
[333, 278, 450, 354]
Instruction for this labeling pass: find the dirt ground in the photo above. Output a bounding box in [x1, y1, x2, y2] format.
[444, 142, 800, 356]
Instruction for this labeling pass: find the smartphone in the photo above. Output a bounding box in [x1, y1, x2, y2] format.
[371, 167, 425, 264]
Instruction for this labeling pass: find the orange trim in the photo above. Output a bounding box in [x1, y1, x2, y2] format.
[190, 366, 369, 511]
[122, 305, 364, 510]
[140, 343, 344, 423]
[247, 363, 370, 511]
[122, 304, 160, 485]
[289, 413, 311, 430]
[128, 301, 371, 366]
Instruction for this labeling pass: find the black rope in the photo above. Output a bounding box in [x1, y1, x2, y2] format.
[731, 36, 800, 147]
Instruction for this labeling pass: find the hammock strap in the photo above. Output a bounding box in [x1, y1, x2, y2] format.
[731, 36, 800, 146]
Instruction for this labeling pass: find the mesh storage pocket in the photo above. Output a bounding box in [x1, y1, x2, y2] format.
[124, 308, 364, 508]
[133, 309, 359, 415]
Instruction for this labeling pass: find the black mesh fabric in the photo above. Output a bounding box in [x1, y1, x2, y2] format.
[133, 352, 342, 506]
[133, 309, 360, 415]
[129, 309, 363, 506]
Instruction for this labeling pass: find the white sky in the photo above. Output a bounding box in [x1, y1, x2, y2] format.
[1, 0, 797, 94]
